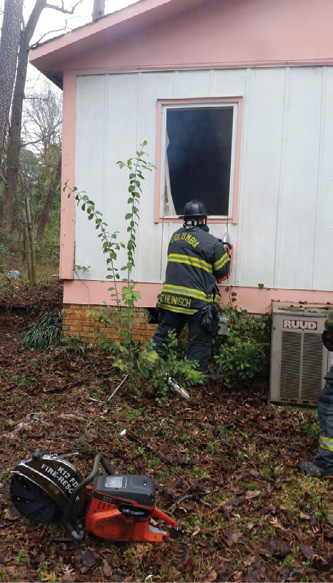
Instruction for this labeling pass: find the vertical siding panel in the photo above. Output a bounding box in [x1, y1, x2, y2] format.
[274, 67, 322, 288]
[236, 69, 286, 288]
[313, 67, 333, 289]
[136, 71, 178, 283]
[211, 68, 248, 98]
[75, 76, 108, 281]
[175, 70, 211, 96]
[105, 73, 140, 275]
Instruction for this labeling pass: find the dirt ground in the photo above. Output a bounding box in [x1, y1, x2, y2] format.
[0, 282, 331, 582]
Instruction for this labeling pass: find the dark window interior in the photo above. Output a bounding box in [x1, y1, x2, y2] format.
[166, 107, 233, 216]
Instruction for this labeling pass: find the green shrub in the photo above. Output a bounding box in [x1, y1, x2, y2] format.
[22, 311, 62, 349]
[139, 330, 206, 394]
[213, 306, 271, 388]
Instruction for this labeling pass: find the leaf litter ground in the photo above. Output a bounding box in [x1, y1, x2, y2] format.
[0, 282, 331, 582]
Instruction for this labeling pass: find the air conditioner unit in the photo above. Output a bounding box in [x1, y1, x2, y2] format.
[270, 302, 332, 406]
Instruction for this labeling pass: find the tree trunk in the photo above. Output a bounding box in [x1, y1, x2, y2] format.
[37, 154, 61, 240]
[2, 0, 47, 248]
[25, 194, 37, 284]
[92, 0, 105, 21]
[0, 0, 23, 169]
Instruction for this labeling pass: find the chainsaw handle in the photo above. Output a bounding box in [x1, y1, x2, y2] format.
[62, 454, 115, 538]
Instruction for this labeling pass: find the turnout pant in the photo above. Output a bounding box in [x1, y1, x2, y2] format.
[314, 367, 333, 470]
[152, 310, 213, 372]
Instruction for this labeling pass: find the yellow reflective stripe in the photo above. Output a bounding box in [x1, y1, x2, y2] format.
[162, 284, 208, 301]
[319, 434, 333, 452]
[158, 303, 197, 315]
[144, 350, 159, 364]
[214, 252, 229, 271]
[168, 253, 212, 273]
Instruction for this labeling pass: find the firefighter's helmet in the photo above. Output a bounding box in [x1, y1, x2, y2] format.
[322, 312, 333, 351]
[324, 312, 333, 333]
[181, 199, 207, 220]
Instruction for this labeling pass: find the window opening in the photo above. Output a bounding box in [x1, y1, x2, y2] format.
[161, 104, 236, 217]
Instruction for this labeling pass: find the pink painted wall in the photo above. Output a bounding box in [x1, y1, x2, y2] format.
[30, 0, 333, 75]
[63, 280, 333, 315]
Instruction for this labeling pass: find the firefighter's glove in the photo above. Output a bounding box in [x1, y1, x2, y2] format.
[199, 304, 219, 333]
[322, 331, 333, 351]
[224, 243, 233, 259]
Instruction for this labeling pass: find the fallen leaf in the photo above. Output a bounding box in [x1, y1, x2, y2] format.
[82, 549, 98, 569]
[300, 511, 311, 520]
[102, 559, 112, 578]
[245, 490, 261, 500]
[299, 543, 315, 559]
[226, 530, 242, 542]
[269, 517, 286, 531]
[270, 538, 290, 557]
[62, 566, 75, 582]
[205, 568, 217, 582]
[4, 506, 20, 521]
[242, 555, 256, 566]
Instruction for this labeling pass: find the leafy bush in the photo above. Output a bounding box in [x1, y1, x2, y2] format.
[139, 330, 206, 394]
[22, 311, 62, 349]
[213, 305, 271, 388]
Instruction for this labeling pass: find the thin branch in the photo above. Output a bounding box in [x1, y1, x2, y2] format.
[29, 27, 68, 48]
[45, 0, 84, 15]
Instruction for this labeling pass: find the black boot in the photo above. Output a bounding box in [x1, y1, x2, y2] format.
[298, 460, 333, 478]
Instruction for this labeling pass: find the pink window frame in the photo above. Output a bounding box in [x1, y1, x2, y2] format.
[154, 97, 243, 224]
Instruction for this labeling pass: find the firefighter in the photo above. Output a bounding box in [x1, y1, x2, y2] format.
[145, 199, 231, 372]
[298, 312, 333, 477]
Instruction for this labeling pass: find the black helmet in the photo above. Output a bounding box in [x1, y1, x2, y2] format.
[324, 312, 333, 333]
[181, 199, 207, 219]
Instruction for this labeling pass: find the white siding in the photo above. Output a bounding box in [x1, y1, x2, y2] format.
[75, 67, 333, 292]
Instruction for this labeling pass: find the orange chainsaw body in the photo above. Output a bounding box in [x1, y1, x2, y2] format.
[84, 474, 178, 542]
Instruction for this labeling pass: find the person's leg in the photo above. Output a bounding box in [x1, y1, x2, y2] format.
[187, 313, 212, 372]
[299, 368, 333, 477]
[143, 311, 185, 364]
[313, 372, 333, 470]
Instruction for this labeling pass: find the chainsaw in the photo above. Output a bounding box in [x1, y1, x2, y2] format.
[10, 449, 179, 543]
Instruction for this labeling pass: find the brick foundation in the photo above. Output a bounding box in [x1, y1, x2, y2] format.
[63, 304, 158, 343]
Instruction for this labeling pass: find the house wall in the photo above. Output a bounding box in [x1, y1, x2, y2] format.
[65, 65, 333, 313]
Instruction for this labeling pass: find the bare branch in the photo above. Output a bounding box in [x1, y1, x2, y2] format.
[44, 0, 84, 15]
[29, 27, 68, 49]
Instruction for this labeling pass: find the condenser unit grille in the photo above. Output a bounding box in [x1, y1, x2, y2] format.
[279, 331, 324, 403]
[302, 333, 324, 401]
[280, 332, 301, 400]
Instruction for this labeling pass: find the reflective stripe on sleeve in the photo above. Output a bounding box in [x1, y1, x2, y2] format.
[214, 252, 230, 272]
